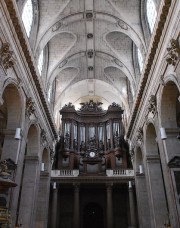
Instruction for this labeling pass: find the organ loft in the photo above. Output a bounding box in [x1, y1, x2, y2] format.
[50, 101, 135, 228]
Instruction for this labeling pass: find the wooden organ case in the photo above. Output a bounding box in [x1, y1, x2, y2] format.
[54, 101, 131, 175]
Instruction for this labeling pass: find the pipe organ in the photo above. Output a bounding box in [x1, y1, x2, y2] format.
[55, 101, 131, 174]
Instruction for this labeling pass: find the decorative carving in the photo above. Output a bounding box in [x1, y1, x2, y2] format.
[114, 58, 123, 67]
[109, 102, 120, 108]
[159, 74, 165, 86]
[168, 156, 180, 168]
[64, 132, 70, 149]
[114, 131, 120, 148]
[136, 127, 143, 142]
[87, 33, 93, 39]
[0, 160, 8, 175]
[87, 50, 94, 58]
[0, 159, 16, 176]
[88, 135, 96, 150]
[86, 11, 94, 20]
[108, 102, 123, 112]
[79, 100, 103, 112]
[80, 136, 105, 158]
[59, 59, 67, 68]
[118, 20, 128, 30]
[166, 38, 180, 66]
[99, 140, 104, 152]
[50, 148, 55, 160]
[62, 102, 75, 110]
[88, 66, 93, 71]
[41, 129, 47, 145]
[130, 148, 134, 162]
[26, 97, 35, 116]
[146, 95, 157, 117]
[85, 138, 99, 159]
[52, 21, 62, 32]
[0, 42, 15, 70]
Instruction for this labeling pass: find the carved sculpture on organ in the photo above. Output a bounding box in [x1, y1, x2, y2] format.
[54, 101, 132, 175]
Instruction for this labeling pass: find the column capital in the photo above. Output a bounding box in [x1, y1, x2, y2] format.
[146, 154, 160, 162]
[73, 183, 80, 192]
[106, 183, 113, 189]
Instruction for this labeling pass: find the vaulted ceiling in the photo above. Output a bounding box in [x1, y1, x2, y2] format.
[21, 0, 159, 121]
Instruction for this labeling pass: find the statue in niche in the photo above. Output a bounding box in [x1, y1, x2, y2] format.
[64, 132, 70, 149]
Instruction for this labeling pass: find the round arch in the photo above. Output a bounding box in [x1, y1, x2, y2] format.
[83, 202, 104, 228]
[18, 123, 41, 227]
[54, 79, 130, 116]
[41, 147, 50, 172]
[145, 123, 158, 156]
[135, 147, 143, 174]
[0, 83, 24, 161]
[144, 122, 169, 227]
[160, 81, 180, 128]
[26, 124, 40, 156]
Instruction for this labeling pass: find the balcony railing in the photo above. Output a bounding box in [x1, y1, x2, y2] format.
[51, 169, 134, 178]
[51, 169, 79, 177]
[106, 169, 134, 177]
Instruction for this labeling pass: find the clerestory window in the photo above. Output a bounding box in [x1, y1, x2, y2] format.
[137, 48, 144, 72]
[48, 85, 52, 102]
[146, 0, 157, 33]
[22, 0, 33, 37]
[38, 50, 44, 75]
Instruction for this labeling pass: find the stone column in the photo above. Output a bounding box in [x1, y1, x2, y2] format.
[135, 175, 151, 228]
[106, 184, 113, 228]
[73, 184, 80, 228]
[35, 172, 50, 228]
[146, 155, 168, 227]
[18, 155, 40, 228]
[128, 182, 137, 228]
[51, 183, 58, 228]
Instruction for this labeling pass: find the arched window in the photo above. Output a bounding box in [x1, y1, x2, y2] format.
[22, 0, 33, 37]
[137, 48, 144, 72]
[146, 0, 157, 33]
[38, 50, 44, 75]
[48, 85, 52, 102]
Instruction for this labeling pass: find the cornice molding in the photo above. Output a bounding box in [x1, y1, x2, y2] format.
[126, 0, 172, 138]
[3, 0, 58, 139]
